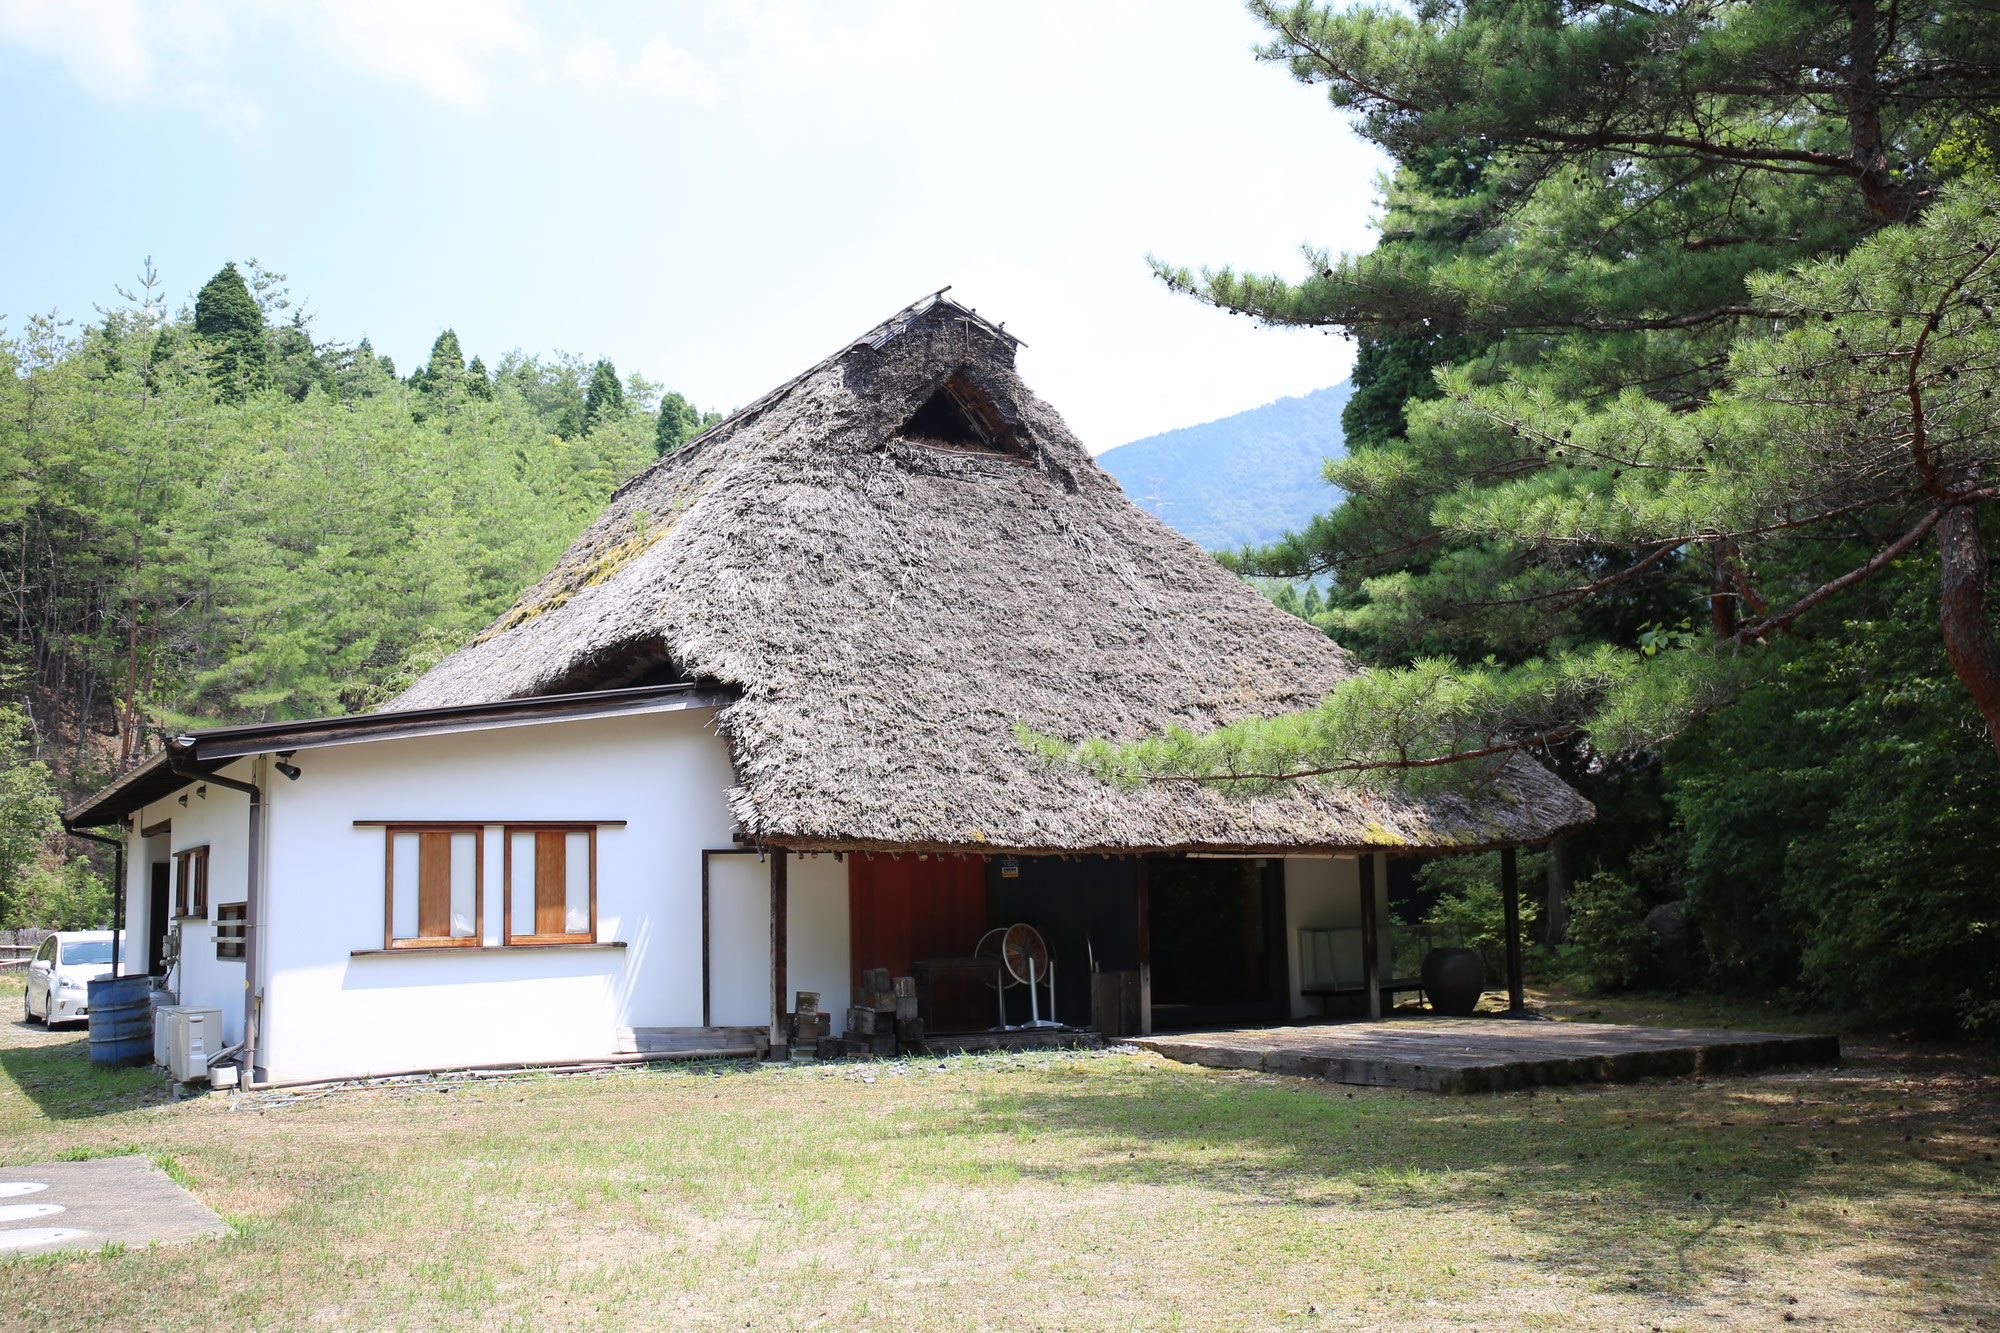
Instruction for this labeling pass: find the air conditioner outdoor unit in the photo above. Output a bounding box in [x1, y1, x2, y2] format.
[155, 1005, 224, 1083]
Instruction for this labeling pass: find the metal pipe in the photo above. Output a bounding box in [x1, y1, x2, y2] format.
[170, 745, 263, 1077]
[60, 822, 126, 970]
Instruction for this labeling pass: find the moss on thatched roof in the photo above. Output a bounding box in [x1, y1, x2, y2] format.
[393, 293, 1593, 853]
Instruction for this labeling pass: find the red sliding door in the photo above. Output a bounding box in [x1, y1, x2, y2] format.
[847, 854, 987, 985]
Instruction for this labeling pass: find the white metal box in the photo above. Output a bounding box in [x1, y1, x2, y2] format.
[156, 1005, 223, 1083]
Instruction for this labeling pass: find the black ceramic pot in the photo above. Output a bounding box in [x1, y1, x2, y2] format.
[1421, 947, 1486, 1016]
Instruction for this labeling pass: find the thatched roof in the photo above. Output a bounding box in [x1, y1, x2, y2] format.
[393, 293, 1593, 854]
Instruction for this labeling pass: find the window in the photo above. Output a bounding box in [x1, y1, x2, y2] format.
[35, 936, 55, 963]
[382, 825, 483, 949]
[504, 826, 597, 945]
[215, 904, 246, 960]
[174, 846, 210, 919]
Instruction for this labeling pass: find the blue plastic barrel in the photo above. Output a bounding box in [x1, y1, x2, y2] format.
[87, 975, 154, 1068]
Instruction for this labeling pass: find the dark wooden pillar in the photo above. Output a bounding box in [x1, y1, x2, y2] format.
[769, 849, 788, 1057]
[1501, 846, 1525, 1014]
[1358, 852, 1381, 1021]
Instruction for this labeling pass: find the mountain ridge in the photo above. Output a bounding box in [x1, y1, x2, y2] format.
[1095, 381, 1350, 553]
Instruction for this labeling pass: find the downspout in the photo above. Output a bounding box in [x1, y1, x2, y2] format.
[61, 822, 126, 971]
[169, 742, 263, 1079]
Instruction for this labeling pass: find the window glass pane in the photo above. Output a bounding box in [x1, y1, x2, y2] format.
[564, 832, 590, 934]
[450, 833, 477, 936]
[510, 832, 537, 938]
[392, 833, 420, 939]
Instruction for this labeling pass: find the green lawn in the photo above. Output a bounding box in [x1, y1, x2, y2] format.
[0, 990, 1994, 1332]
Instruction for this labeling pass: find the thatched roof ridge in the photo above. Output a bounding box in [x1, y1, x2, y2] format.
[393, 295, 1593, 853]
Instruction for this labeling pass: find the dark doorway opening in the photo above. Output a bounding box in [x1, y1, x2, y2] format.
[1146, 857, 1288, 1029]
[147, 862, 170, 975]
[986, 855, 1137, 1029]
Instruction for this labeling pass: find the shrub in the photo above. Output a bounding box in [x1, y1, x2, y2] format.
[1559, 872, 1660, 992]
[1419, 852, 1541, 978]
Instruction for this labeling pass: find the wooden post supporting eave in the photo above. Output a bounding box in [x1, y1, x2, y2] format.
[1501, 846, 1525, 1015]
[1359, 853, 1381, 1021]
[769, 849, 788, 1059]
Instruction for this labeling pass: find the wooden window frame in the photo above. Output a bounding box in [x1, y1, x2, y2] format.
[215, 903, 247, 960]
[502, 824, 599, 947]
[380, 823, 486, 951]
[174, 846, 210, 920]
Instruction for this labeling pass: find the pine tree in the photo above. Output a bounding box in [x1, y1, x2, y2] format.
[192, 262, 267, 401]
[466, 355, 493, 400]
[1137, 0, 2000, 764]
[582, 358, 625, 433]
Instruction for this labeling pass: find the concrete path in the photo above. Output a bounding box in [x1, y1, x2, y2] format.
[1133, 1018, 1840, 1092]
[0, 1155, 228, 1255]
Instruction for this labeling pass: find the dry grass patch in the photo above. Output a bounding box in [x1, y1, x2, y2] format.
[0, 999, 1993, 1332]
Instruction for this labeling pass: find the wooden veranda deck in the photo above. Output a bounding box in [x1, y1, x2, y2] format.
[1132, 1018, 1839, 1093]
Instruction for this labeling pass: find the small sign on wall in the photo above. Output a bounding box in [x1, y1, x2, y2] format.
[999, 857, 1019, 879]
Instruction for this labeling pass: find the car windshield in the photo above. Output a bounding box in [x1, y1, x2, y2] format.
[61, 940, 113, 965]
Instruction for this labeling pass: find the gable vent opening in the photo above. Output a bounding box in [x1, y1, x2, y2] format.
[897, 371, 1026, 456]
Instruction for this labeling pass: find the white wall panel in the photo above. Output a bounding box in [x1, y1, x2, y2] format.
[705, 854, 770, 1027]
[785, 854, 850, 1036]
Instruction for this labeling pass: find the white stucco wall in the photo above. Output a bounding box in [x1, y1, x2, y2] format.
[129, 707, 742, 1083]
[705, 852, 769, 1028]
[786, 853, 851, 1036]
[1282, 854, 1388, 1018]
[701, 851, 853, 1036]
[128, 761, 258, 1045]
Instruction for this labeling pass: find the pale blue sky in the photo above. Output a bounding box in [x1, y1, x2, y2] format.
[0, 1, 1386, 450]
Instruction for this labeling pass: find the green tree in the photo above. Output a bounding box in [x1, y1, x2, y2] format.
[192, 262, 266, 401]
[506, 354, 588, 438]
[411, 329, 467, 394]
[0, 262, 667, 781]
[1121, 0, 2000, 772]
[655, 390, 702, 455]
[466, 355, 494, 400]
[1667, 541, 2000, 1029]
[0, 703, 106, 929]
[583, 358, 626, 434]
[335, 338, 399, 400]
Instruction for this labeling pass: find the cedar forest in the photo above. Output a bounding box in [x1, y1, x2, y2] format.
[0, 259, 717, 930]
[6, 0, 1999, 1035]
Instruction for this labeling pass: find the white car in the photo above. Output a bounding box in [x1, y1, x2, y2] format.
[22, 932, 123, 1027]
